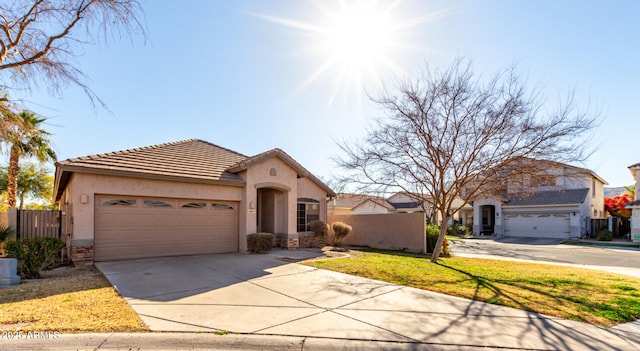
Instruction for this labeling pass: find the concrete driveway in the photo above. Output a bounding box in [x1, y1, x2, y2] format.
[97, 250, 640, 350]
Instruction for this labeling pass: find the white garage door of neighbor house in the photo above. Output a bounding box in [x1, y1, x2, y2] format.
[503, 213, 570, 239]
[94, 195, 239, 261]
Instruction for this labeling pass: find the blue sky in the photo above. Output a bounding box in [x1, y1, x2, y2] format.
[13, 0, 640, 188]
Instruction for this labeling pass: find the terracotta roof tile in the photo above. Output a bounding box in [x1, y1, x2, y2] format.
[55, 139, 336, 201]
[57, 139, 247, 183]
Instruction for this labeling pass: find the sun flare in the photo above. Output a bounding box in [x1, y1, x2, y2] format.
[255, 1, 450, 107]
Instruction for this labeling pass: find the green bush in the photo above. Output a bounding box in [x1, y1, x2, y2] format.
[309, 220, 330, 237]
[426, 224, 450, 256]
[5, 237, 65, 278]
[597, 229, 613, 241]
[331, 221, 352, 247]
[247, 233, 274, 253]
[447, 224, 471, 237]
[0, 225, 14, 243]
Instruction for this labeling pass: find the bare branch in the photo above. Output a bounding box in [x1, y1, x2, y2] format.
[0, 0, 146, 107]
[337, 58, 598, 262]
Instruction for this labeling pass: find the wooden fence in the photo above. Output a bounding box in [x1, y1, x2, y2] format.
[16, 210, 62, 240]
[590, 217, 631, 239]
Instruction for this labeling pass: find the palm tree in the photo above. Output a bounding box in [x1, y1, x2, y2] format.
[0, 163, 54, 210]
[4, 111, 56, 208]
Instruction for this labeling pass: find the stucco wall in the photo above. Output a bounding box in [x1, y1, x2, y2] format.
[239, 157, 299, 238]
[328, 213, 426, 253]
[62, 173, 243, 246]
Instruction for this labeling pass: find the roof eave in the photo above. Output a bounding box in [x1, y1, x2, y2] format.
[227, 149, 336, 197]
[53, 164, 246, 201]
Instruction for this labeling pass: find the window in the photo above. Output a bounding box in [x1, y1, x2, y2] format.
[182, 202, 206, 209]
[103, 199, 136, 207]
[143, 199, 172, 208]
[592, 178, 596, 198]
[297, 198, 320, 232]
[212, 203, 234, 210]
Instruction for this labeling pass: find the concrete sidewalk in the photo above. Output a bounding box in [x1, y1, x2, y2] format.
[4, 250, 640, 350]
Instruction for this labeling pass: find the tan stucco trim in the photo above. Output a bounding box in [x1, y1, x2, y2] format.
[254, 182, 292, 192]
[55, 165, 246, 201]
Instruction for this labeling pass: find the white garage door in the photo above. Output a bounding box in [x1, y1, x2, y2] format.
[94, 195, 238, 261]
[503, 213, 570, 239]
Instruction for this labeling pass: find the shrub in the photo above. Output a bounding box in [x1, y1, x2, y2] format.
[331, 222, 352, 247]
[597, 229, 613, 241]
[5, 237, 65, 279]
[309, 220, 330, 237]
[447, 224, 471, 237]
[426, 224, 450, 256]
[247, 233, 274, 253]
[0, 225, 15, 257]
[0, 225, 14, 243]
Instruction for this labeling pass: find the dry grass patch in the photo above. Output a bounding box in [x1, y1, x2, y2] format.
[0, 265, 147, 333]
[304, 249, 640, 327]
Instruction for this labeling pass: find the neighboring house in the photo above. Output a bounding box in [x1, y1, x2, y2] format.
[327, 193, 390, 215]
[328, 191, 472, 225]
[53, 139, 335, 262]
[626, 163, 640, 242]
[472, 160, 607, 239]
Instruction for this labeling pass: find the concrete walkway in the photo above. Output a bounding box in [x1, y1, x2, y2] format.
[95, 250, 640, 350]
[4, 250, 640, 350]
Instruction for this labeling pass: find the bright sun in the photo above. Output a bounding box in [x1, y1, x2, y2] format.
[254, 1, 439, 106]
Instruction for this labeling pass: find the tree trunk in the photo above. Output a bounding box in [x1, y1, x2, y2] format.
[7, 147, 20, 208]
[430, 214, 450, 263]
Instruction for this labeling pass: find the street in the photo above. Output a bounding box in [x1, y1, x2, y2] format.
[449, 238, 640, 269]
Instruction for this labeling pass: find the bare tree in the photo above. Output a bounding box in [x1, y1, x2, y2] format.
[337, 59, 596, 262]
[0, 0, 145, 106]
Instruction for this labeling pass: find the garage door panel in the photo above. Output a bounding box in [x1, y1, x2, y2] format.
[504, 213, 570, 239]
[95, 196, 239, 261]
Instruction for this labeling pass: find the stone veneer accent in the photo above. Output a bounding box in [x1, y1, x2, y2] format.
[71, 246, 94, 263]
[273, 233, 299, 250]
[299, 233, 327, 248]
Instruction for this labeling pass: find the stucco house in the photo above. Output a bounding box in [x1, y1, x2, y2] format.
[53, 139, 335, 262]
[626, 163, 640, 241]
[328, 192, 472, 226]
[472, 160, 607, 239]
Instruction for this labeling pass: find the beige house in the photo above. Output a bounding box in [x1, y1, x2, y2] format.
[53, 139, 335, 262]
[626, 163, 640, 242]
[472, 160, 607, 239]
[327, 192, 472, 226]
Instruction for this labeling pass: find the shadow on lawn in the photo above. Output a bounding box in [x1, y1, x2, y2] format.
[319, 249, 634, 350]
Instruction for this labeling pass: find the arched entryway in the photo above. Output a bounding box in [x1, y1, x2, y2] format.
[256, 187, 287, 234]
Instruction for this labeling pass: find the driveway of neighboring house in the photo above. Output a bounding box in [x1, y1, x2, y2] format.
[450, 238, 640, 277]
[96, 250, 640, 350]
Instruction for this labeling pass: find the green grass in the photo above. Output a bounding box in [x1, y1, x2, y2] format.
[304, 249, 640, 327]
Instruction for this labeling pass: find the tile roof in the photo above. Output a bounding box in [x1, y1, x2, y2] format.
[54, 139, 335, 200]
[625, 200, 640, 208]
[390, 201, 425, 210]
[57, 139, 247, 183]
[352, 198, 396, 211]
[629, 163, 640, 168]
[226, 148, 335, 196]
[504, 188, 589, 207]
[329, 193, 388, 209]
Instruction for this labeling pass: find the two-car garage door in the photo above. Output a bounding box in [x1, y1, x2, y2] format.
[503, 213, 570, 239]
[94, 195, 238, 261]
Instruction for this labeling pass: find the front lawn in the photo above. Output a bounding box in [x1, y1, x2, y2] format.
[0, 265, 148, 332]
[304, 250, 640, 327]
